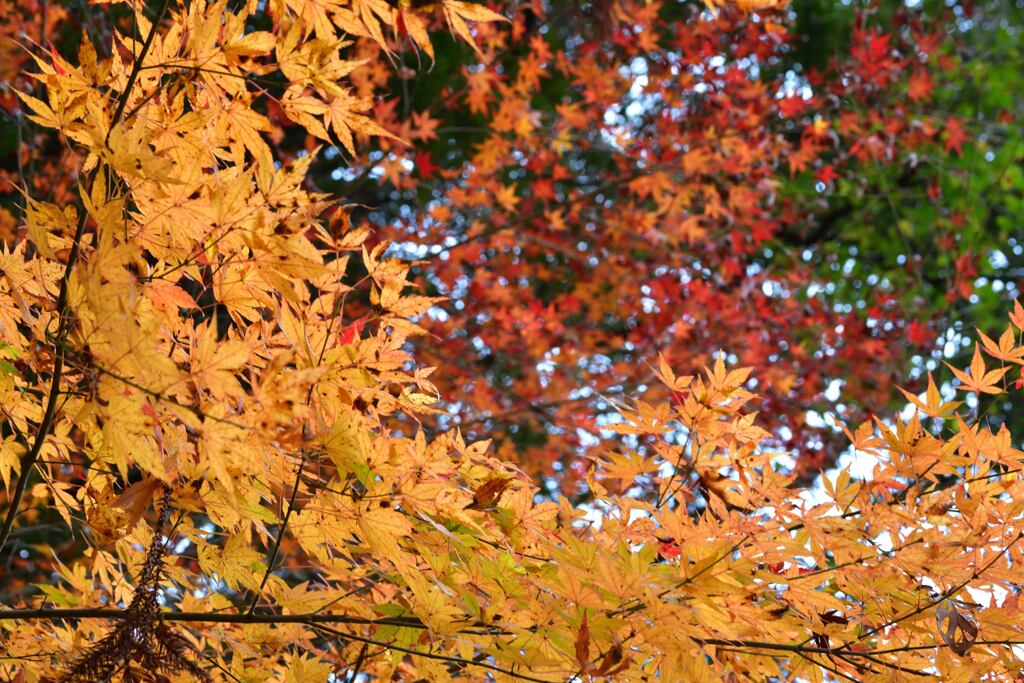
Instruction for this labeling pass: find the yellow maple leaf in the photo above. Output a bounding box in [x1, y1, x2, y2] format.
[441, 0, 508, 56]
[946, 345, 1009, 395]
[197, 534, 264, 591]
[898, 372, 961, 419]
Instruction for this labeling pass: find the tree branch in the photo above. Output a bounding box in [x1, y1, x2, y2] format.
[310, 623, 559, 683]
[0, 607, 461, 629]
[245, 457, 305, 615]
[0, 0, 172, 556]
[0, 206, 88, 555]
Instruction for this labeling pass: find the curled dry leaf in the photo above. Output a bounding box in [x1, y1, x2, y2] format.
[936, 600, 979, 656]
[464, 476, 512, 510]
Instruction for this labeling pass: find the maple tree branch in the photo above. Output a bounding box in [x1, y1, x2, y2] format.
[0, 609, 553, 682]
[106, 0, 170, 142]
[700, 638, 917, 658]
[198, 651, 245, 683]
[610, 532, 753, 620]
[794, 651, 861, 683]
[454, 384, 637, 430]
[0, 607, 483, 630]
[317, 481, 551, 563]
[780, 460, 987, 539]
[0, 0, 173, 557]
[830, 650, 879, 677]
[1, 609, 1020, 675]
[655, 431, 694, 508]
[54, 339, 248, 429]
[786, 537, 925, 582]
[852, 529, 1024, 646]
[687, 634, 1024, 670]
[309, 623, 559, 683]
[0, 205, 89, 555]
[850, 650, 928, 677]
[245, 456, 305, 615]
[348, 642, 369, 681]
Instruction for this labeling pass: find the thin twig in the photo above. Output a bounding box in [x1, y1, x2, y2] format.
[310, 623, 559, 683]
[245, 457, 305, 614]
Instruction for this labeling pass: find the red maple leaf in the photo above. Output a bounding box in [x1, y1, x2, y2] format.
[532, 178, 555, 202]
[944, 117, 967, 155]
[658, 541, 682, 559]
[339, 316, 369, 344]
[907, 320, 932, 347]
[815, 164, 837, 185]
[415, 151, 439, 179]
[907, 71, 933, 102]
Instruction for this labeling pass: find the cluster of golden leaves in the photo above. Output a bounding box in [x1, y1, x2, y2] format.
[2, 0, 1024, 680]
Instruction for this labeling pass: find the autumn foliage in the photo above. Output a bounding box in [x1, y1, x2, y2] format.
[360, 0, 997, 483]
[1, 0, 1024, 681]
